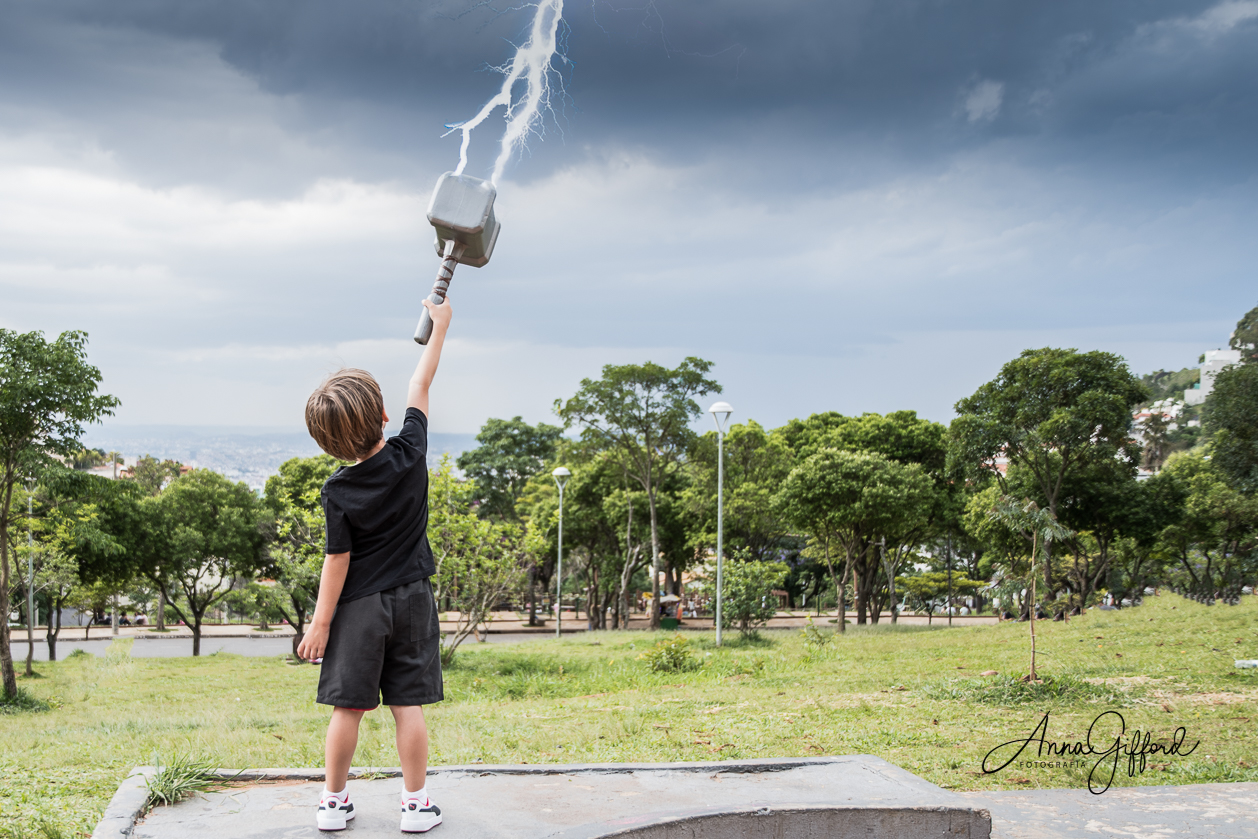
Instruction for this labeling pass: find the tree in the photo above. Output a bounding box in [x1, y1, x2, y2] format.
[137, 469, 270, 656]
[1141, 412, 1173, 473]
[129, 455, 183, 495]
[556, 358, 721, 629]
[0, 329, 118, 697]
[895, 571, 984, 624]
[1206, 362, 1258, 493]
[457, 416, 563, 521]
[264, 455, 342, 658]
[684, 420, 796, 563]
[1156, 451, 1258, 600]
[710, 558, 789, 636]
[988, 497, 1072, 682]
[950, 348, 1146, 600]
[1230, 304, 1258, 364]
[778, 449, 935, 630]
[428, 458, 525, 663]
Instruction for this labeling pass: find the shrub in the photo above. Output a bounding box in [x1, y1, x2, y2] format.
[712, 558, 789, 636]
[0, 687, 52, 716]
[639, 635, 697, 673]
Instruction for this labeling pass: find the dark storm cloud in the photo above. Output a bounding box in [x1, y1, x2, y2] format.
[7, 0, 1257, 185]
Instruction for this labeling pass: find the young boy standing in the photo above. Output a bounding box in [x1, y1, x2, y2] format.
[297, 296, 452, 833]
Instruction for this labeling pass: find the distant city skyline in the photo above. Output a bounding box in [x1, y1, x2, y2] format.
[3, 1, 1256, 433]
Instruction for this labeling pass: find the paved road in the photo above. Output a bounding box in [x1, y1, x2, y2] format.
[15, 632, 551, 661]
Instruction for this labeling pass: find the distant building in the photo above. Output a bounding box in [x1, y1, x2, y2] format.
[1184, 349, 1241, 406]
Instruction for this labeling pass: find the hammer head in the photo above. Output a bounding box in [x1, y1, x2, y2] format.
[427, 172, 501, 267]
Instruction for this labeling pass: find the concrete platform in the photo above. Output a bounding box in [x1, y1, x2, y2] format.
[962, 782, 1258, 838]
[118, 757, 991, 839]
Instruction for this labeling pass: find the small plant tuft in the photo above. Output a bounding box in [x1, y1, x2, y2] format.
[65, 648, 93, 660]
[639, 635, 697, 673]
[144, 754, 222, 809]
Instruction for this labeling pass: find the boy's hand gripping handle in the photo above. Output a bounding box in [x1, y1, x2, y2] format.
[414, 239, 465, 345]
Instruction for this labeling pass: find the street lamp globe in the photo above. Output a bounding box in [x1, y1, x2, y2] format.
[552, 466, 571, 486]
[709, 401, 733, 432]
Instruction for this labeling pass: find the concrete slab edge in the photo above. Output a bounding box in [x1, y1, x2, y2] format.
[90, 766, 154, 839]
[547, 803, 992, 839]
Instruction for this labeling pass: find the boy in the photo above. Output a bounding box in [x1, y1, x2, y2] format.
[297, 295, 452, 833]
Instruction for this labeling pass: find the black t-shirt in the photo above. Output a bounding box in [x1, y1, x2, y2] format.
[322, 407, 434, 603]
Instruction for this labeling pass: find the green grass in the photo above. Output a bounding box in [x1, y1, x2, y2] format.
[1, 594, 1256, 836]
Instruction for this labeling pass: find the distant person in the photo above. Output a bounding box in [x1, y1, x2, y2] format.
[119, 612, 130, 626]
[297, 295, 450, 834]
[134, 613, 147, 626]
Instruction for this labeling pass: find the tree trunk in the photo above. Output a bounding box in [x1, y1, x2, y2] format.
[647, 485, 661, 630]
[527, 566, 539, 627]
[156, 588, 166, 631]
[46, 599, 62, 662]
[0, 481, 17, 697]
[25, 590, 35, 676]
[192, 617, 202, 657]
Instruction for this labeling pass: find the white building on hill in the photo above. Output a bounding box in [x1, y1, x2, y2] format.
[1184, 349, 1241, 406]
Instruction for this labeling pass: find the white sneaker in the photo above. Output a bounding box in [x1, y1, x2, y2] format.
[400, 794, 442, 833]
[317, 790, 355, 831]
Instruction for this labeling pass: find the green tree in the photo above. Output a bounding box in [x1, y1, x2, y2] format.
[457, 416, 563, 521]
[777, 449, 935, 630]
[950, 348, 1146, 599]
[0, 329, 118, 697]
[988, 497, 1072, 681]
[1156, 451, 1258, 600]
[129, 455, 184, 495]
[1230, 304, 1258, 364]
[264, 454, 342, 657]
[556, 358, 721, 629]
[428, 457, 525, 663]
[895, 571, 984, 624]
[709, 558, 789, 636]
[1205, 362, 1258, 493]
[137, 469, 271, 656]
[684, 420, 796, 562]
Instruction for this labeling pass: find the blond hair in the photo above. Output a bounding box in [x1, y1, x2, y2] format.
[305, 368, 384, 462]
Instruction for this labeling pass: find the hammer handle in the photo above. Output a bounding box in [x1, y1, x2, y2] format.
[414, 240, 464, 345]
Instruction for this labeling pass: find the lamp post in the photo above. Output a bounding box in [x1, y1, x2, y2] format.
[709, 401, 733, 646]
[552, 467, 571, 640]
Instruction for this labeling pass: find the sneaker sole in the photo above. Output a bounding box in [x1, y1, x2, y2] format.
[400, 813, 442, 833]
[317, 810, 355, 831]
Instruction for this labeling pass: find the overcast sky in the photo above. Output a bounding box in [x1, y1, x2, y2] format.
[2, 0, 1256, 435]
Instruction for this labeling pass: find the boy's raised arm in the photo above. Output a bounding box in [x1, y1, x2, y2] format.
[407, 296, 453, 417]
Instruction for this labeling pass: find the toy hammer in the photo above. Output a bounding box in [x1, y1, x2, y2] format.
[414, 172, 501, 345]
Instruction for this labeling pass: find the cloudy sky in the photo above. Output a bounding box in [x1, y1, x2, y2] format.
[2, 0, 1256, 435]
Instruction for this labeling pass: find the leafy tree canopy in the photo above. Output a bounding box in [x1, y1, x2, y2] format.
[1230, 304, 1258, 364]
[949, 347, 1147, 516]
[1205, 362, 1258, 493]
[457, 416, 563, 520]
[0, 329, 118, 696]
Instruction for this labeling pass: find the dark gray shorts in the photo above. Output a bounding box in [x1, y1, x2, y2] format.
[316, 578, 444, 709]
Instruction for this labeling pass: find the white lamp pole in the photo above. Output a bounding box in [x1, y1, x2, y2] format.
[709, 402, 733, 646]
[552, 467, 571, 640]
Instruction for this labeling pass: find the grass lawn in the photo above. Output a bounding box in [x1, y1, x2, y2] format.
[2, 592, 1256, 837]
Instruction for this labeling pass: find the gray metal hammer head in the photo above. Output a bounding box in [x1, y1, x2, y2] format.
[427, 172, 501, 267]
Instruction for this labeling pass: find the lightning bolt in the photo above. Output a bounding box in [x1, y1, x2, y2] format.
[445, 0, 570, 185]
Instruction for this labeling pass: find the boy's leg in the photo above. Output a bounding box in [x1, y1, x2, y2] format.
[390, 705, 429, 792]
[325, 707, 367, 792]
